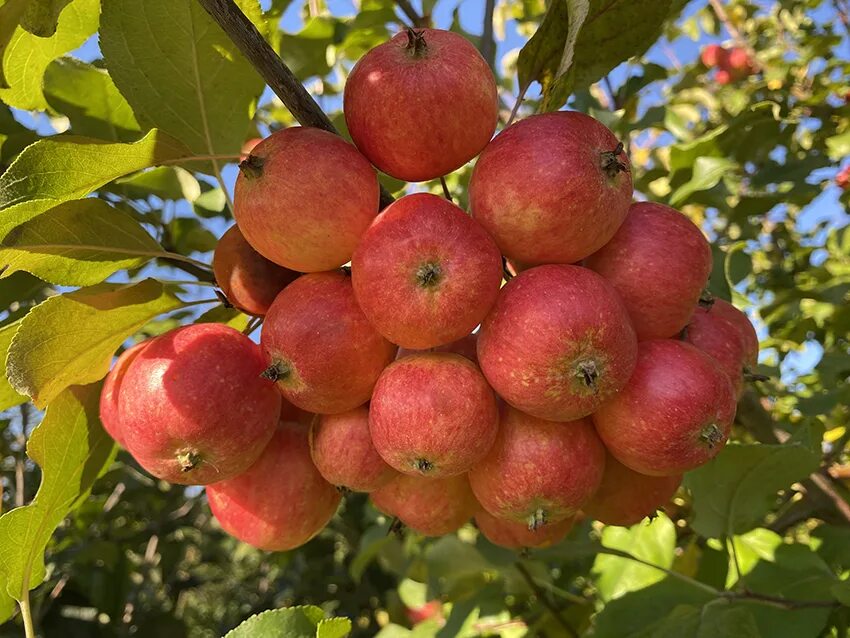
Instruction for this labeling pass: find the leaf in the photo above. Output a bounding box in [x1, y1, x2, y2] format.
[0, 319, 26, 412]
[831, 581, 850, 606]
[670, 157, 738, 206]
[0, 384, 116, 601]
[632, 604, 760, 638]
[0, 129, 191, 211]
[100, 0, 264, 166]
[20, 0, 75, 37]
[316, 617, 352, 638]
[0, 0, 99, 110]
[594, 513, 676, 600]
[0, 584, 12, 624]
[223, 606, 326, 638]
[113, 167, 201, 202]
[0, 0, 27, 89]
[0, 199, 163, 286]
[684, 444, 820, 539]
[43, 58, 140, 142]
[6, 279, 185, 408]
[826, 131, 850, 161]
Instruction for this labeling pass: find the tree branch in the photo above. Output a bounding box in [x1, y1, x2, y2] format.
[514, 561, 578, 638]
[196, 0, 395, 209]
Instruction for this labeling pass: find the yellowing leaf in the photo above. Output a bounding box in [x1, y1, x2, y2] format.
[0, 319, 26, 412]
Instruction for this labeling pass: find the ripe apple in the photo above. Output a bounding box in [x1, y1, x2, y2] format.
[207, 421, 341, 551]
[475, 508, 574, 550]
[405, 600, 443, 626]
[469, 111, 632, 265]
[593, 339, 737, 476]
[371, 472, 478, 536]
[233, 127, 379, 272]
[583, 454, 681, 527]
[119, 324, 281, 484]
[468, 405, 606, 529]
[212, 225, 300, 316]
[477, 265, 637, 421]
[706, 298, 759, 368]
[585, 201, 712, 340]
[684, 304, 748, 396]
[397, 332, 478, 363]
[352, 193, 502, 349]
[100, 341, 150, 447]
[727, 47, 753, 74]
[370, 353, 498, 477]
[344, 28, 498, 182]
[836, 165, 850, 191]
[261, 270, 397, 414]
[700, 44, 727, 67]
[310, 405, 397, 492]
[715, 69, 733, 85]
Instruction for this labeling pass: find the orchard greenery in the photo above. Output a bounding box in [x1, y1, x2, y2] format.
[0, 0, 849, 637]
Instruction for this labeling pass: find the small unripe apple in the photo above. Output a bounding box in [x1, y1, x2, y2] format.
[475, 509, 574, 550]
[100, 341, 150, 447]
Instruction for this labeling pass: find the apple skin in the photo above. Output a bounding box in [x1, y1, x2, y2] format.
[684, 304, 748, 396]
[261, 270, 397, 415]
[593, 339, 737, 477]
[583, 453, 681, 527]
[405, 601, 443, 626]
[706, 299, 758, 369]
[477, 264, 637, 422]
[212, 225, 300, 316]
[99, 341, 150, 447]
[207, 421, 341, 551]
[475, 508, 574, 550]
[397, 332, 478, 363]
[370, 353, 498, 477]
[233, 127, 379, 272]
[352, 193, 502, 349]
[310, 405, 397, 492]
[469, 111, 632, 265]
[344, 28, 497, 182]
[468, 405, 606, 529]
[119, 324, 281, 485]
[700, 44, 727, 67]
[585, 202, 712, 340]
[370, 472, 477, 536]
[727, 47, 753, 73]
[837, 165, 850, 190]
[239, 137, 263, 160]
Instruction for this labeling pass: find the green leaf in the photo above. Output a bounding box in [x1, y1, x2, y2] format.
[831, 581, 850, 606]
[316, 617, 352, 638]
[20, 0, 75, 37]
[826, 131, 850, 161]
[113, 167, 201, 202]
[684, 444, 820, 539]
[0, 199, 162, 286]
[0, 0, 99, 110]
[0, 0, 27, 89]
[0, 319, 25, 411]
[632, 604, 761, 638]
[0, 384, 116, 601]
[223, 606, 326, 638]
[6, 279, 185, 408]
[594, 513, 675, 600]
[0, 129, 191, 211]
[0, 585, 13, 624]
[43, 58, 140, 142]
[670, 157, 737, 206]
[0, 271, 45, 312]
[100, 0, 264, 165]
[166, 217, 217, 254]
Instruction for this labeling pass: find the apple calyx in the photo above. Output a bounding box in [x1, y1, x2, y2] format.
[698, 289, 715, 309]
[575, 359, 600, 393]
[415, 261, 443, 288]
[388, 517, 406, 537]
[600, 142, 628, 178]
[527, 508, 547, 531]
[238, 154, 265, 179]
[261, 359, 292, 382]
[414, 457, 435, 473]
[405, 28, 428, 57]
[698, 423, 724, 448]
[335, 485, 352, 496]
[176, 449, 202, 473]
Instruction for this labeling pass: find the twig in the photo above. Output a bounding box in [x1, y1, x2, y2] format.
[480, 0, 497, 72]
[506, 84, 529, 127]
[707, 0, 746, 46]
[603, 76, 621, 111]
[243, 316, 263, 336]
[395, 0, 428, 27]
[514, 561, 578, 638]
[810, 472, 850, 524]
[196, 0, 395, 209]
[439, 176, 453, 202]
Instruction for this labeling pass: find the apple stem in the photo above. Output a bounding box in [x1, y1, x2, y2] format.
[698, 423, 724, 448]
[678, 324, 690, 341]
[260, 360, 291, 382]
[743, 367, 769, 383]
[214, 288, 233, 308]
[238, 154, 265, 178]
[600, 142, 628, 178]
[576, 360, 599, 393]
[177, 450, 201, 473]
[527, 508, 547, 531]
[414, 457, 435, 473]
[405, 28, 428, 57]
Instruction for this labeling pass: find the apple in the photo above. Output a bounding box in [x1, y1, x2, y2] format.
[239, 137, 263, 160]
[233, 127, 379, 272]
[706, 298, 759, 369]
[700, 44, 727, 67]
[405, 600, 443, 626]
[583, 453, 681, 527]
[119, 324, 281, 484]
[261, 270, 397, 414]
[309, 405, 397, 492]
[585, 201, 712, 340]
[469, 111, 632, 265]
[475, 508, 574, 550]
[397, 332, 478, 363]
[727, 47, 753, 74]
[715, 69, 732, 85]
[344, 28, 497, 182]
[212, 225, 300, 316]
[99, 341, 150, 447]
[207, 421, 341, 551]
[371, 472, 477, 536]
[352, 193, 502, 349]
[370, 353, 498, 477]
[468, 404, 606, 529]
[477, 264, 637, 421]
[684, 304, 748, 396]
[593, 339, 737, 476]
[836, 165, 850, 191]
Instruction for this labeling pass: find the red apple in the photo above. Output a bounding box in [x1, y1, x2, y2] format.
[477, 265, 637, 422]
[233, 127, 379, 272]
[405, 600, 443, 626]
[706, 298, 759, 368]
[593, 339, 737, 476]
[684, 304, 748, 396]
[352, 193, 502, 349]
[239, 137, 263, 160]
[344, 28, 497, 182]
[370, 353, 498, 477]
[583, 454, 681, 527]
[310, 405, 397, 492]
[469, 111, 632, 265]
[468, 405, 606, 529]
[207, 421, 341, 551]
[397, 332, 478, 363]
[836, 165, 850, 191]
[700, 44, 727, 67]
[100, 341, 150, 447]
[119, 324, 281, 484]
[585, 202, 712, 340]
[261, 270, 397, 414]
[727, 47, 752, 73]
[715, 69, 732, 85]
[475, 508, 574, 550]
[370, 472, 477, 536]
[212, 225, 300, 316]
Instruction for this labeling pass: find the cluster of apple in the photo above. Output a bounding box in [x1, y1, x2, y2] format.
[700, 43, 756, 84]
[100, 28, 759, 552]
